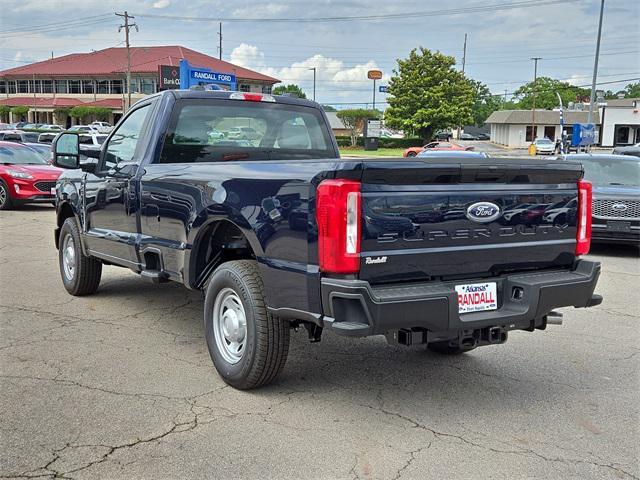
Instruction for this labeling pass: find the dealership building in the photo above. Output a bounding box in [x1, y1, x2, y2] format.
[0, 45, 279, 126]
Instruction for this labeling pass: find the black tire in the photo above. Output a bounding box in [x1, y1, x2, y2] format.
[0, 181, 13, 210]
[428, 341, 476, 355]
[204, 260, 290, 390]
[407, 151, 417, 157]
[58, 217, 102, 296]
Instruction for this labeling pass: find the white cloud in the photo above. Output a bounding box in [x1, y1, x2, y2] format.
[153, 0, 171, 8]
[231, 4, 289, 19]
[230, 44, 390, 99]
[565, 74, 590, 86]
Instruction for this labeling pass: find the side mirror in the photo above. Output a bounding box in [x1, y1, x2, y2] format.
[52, 132, 80, 169]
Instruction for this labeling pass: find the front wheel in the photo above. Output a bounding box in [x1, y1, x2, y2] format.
[204, 260, 290, 389]
[0, 181, 13, 210]
[406, 151, 417, 157]
[59, 218, 102, 295]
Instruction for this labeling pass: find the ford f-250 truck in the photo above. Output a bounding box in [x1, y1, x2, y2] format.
[51, 90, 602, 389]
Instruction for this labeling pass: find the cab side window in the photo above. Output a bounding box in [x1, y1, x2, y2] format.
[103, 104, 150, 169]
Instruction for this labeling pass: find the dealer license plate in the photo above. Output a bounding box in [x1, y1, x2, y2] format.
[607, 220, 631, 233]
[455, 282, 498, 314]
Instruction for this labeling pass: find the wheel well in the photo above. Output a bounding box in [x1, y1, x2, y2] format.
[191, 221, 255, 289]
[55, 203, 76, 249]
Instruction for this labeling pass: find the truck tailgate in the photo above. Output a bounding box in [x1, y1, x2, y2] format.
[357, 159, 583, 284]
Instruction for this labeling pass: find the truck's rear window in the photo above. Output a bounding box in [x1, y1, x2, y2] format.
[159, 99, 336, 163]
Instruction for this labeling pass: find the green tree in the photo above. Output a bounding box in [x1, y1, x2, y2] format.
[384, 47, 474, 140]
[0, 105, 10, 122]
[623, 82, 640, 98]
[336, 108, 380, 146]
[10, 106, 30, 120]
[322, 105, 337, 112]
[513, 77, 590, 109]
[470, 80, 502, 126]
[272, 84, 307, 99]
[69, 106, 111, 122]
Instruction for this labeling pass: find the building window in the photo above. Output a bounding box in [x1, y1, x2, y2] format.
[261, 85, 272, 94]
[525, 125, 535, 142]
[111, 79, 123, 94]
[55, 80, 68, 94]
[140, 78, 155, 94]
[0, 81, 6, 94]
[68, 80, 81, 94]
[239, 84, 251, 92]
[8, 81, 17, 94]
[17, 80, 29, 93]
[41, 80, 53, 93]
[82, 80, 94, 94]
[97, 80, 109, 94]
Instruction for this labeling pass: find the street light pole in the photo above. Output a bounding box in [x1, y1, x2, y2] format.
[308, 67, 316, 101]
[530, 57, 542, 142]
[588, 0, 605, 124]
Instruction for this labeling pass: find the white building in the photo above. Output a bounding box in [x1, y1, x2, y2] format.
[598, 97, 640, 147]
[486, 110, 599, 148]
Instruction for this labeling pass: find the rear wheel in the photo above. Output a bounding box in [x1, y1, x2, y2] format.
[0, 181, 13, 210]
[59, 218, 102, 295]
[406, 151, 417, 157]
[428, 341, 476, 355]
[204, 260, 290, 389]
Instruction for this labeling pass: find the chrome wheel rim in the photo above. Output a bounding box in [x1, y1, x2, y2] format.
[213, 288, 247, 364]
[62, 234, 76, 281]
[0, 185, 6, 206]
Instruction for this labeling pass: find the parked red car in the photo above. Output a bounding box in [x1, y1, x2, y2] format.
[0, 141, 63, 210]
[404, 141, 474, 157]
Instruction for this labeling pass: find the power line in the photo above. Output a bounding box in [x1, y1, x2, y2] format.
[133, 0, 577, 23]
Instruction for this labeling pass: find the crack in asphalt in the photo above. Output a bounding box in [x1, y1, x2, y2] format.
[360, 403, 639, 480]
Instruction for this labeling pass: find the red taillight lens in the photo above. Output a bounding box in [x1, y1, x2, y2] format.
[576, 179, 592, 256]
[316, 179, 361, 274]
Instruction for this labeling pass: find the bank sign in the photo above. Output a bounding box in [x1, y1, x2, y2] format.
[158, 65, 180, 90]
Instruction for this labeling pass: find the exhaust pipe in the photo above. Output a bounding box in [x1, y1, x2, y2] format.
[546, 311, 563, 325]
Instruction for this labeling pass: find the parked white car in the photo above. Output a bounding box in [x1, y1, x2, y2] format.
[41, 124, 64, 131]
[89, 121, 113, 133]
[78, 133, 108, 147]
[533, 138, 555, 155]
[68, 125, 100, 134]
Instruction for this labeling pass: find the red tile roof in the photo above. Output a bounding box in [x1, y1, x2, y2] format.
[0, 46, 278, 83]
[0, 97, 83, 108]
[82, 98, 123, 109]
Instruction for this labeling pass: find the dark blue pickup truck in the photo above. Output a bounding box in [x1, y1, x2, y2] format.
[52, 90, 602, 389]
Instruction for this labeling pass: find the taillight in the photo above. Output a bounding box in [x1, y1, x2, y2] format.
[316, 179, 361, 274]
[576, 179, 592, 256]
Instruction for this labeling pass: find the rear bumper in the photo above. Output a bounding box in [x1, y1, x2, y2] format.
[320, 260, 601, 337]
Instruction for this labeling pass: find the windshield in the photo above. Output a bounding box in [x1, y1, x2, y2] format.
[536, 139, 553, 145]
[580, 157, 640, 186]
[159, 99, 336, 163]
[0, 145, 48, 164]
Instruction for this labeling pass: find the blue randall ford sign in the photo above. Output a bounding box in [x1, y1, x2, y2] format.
[179, 59, 237, 91]
[572, 123, 596, 147]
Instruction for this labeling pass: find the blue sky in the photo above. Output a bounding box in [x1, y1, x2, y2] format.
[1, 0, 638, 107]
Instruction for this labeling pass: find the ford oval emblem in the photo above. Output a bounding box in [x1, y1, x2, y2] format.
[466, 202, 501, 223]
[612, 202, 628, 212]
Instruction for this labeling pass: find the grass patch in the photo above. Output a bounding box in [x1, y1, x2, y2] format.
[339, 147, 406, 157]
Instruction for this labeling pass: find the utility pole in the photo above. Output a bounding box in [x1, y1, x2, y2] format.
[308, 67, 316, 101]
[530, 57, 542, 142]
[115, 11, 138, 112]
[462, 33, 468, 74]
[588, 0, 605, 124]
[218, 22, 222, 60]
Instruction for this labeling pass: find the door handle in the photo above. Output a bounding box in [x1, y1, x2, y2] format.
[150, 192, 171, 202]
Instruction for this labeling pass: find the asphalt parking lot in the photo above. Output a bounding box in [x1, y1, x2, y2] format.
[1, 206, 638, 480]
